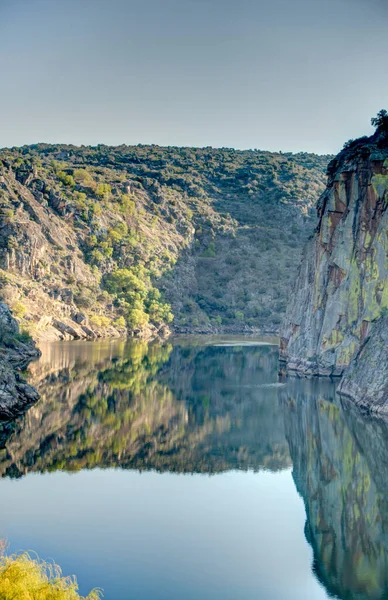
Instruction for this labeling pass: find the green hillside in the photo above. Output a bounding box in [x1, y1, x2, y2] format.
[0, 144, 330, 339]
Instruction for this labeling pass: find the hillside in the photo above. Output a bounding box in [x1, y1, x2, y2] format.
[0, 144, 330, 340]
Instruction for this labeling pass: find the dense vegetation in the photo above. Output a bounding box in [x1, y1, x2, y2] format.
[0, 144, 330, 337]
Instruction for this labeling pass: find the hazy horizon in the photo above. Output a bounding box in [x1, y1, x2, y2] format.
[1, 0, 387, 154]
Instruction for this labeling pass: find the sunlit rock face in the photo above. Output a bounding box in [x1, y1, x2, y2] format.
[280, 135, 388, 395]
[282, 380, 388, 600]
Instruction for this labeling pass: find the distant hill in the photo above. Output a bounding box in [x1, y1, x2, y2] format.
[0, 144, 331, 339]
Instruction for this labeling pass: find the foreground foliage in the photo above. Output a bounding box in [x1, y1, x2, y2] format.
[0, 549, 101, 599]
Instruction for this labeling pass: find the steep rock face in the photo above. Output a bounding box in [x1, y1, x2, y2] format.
[0, 303, 40, 418]
[338, 315, 388, 413]
[0, 170, 126, 341]
[280, 138, 388, 379]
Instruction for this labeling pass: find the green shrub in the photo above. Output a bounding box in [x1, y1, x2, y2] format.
[126, 308, 149, 329]
[114, 316, 126, 328]
[11, 301, 27, 319]
[1, 208, 15, 223]
[90, 249, 105, 265]
[120, 194, 135, 215]
[90, 315, 111, 328]
[74, 169, 96, 190]
[96, 183, 111, 199]
[57, 170, 75, 188]
[104, 268, 147, 298]
[15, 330, 33, 344]
[202, 242, 216, 258]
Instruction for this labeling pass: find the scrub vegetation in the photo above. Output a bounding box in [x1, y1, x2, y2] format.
[0, 144, 330, 338]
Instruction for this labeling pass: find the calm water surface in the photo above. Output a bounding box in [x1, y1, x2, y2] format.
[0, 337, 388, 600]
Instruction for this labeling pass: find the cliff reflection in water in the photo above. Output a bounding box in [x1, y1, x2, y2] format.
[0, 338, 289, 477]
[1, 338, 388, 600]
[282, 379, 388, 600]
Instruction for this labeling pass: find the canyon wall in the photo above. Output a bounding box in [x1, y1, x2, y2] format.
[280, 129, 387, 410]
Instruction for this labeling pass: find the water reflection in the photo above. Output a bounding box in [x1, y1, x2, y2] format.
[282, 379, 388, 600]
[1, 338, 388, 600]
[0, 338, 289, 477]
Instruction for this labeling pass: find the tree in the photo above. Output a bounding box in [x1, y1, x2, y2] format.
[126, 308, 149, 329]
[371, 109, 388, 133]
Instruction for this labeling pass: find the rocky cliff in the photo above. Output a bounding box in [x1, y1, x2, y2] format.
[280, 115, 388, 409]
[338, 315, 388, 413]
[0, 303, 40, 418]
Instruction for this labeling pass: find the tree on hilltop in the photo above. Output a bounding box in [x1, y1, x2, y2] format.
[371, 109, 388, 133]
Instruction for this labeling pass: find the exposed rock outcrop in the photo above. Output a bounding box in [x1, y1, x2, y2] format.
[280, 124, 388, 409]
[338, 315, 388, 413]
[0, 303, 40, 418]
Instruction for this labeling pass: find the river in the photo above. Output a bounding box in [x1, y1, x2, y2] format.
[0, 336, 387, 600]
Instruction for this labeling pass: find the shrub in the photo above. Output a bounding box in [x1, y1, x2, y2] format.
[96, 183, 111, 199]
[90, 315, 111, 328]
[108, 223, 128, 245]
[15, 330, 33, 344]
[126, 308, 149, 329]
[1, 208, 15, 223]
[202, 242, 216, 258]
[74, 289, 96, 309]
[73, 169, 96, 190]
[120, 194, 135, 215]
[11, 301, 27, 319]
[73, 192, 87, 211]
[57, 170, 75, 188]
[89, 202, 102, 217]
[104, 268, 147, 298]
[114, 316, 126, 328]
[0, 550, 101, 599]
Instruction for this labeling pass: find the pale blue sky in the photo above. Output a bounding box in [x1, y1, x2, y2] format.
[0, 0, 387, 153]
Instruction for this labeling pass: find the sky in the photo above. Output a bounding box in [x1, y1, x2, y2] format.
[0, 0, 387, 154]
